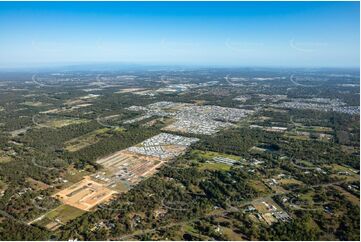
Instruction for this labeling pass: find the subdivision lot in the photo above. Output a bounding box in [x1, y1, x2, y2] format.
[127, 133, 199, 159]
[97, 150, 163, 184]
[53, 176, 117, 211]
[96, 133, 198, 185]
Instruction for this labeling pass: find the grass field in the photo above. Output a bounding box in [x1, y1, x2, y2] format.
[284, 132, 310, 141]
[278, 178, 304, 186]
[296, 159, 315, 167]
[0, 180, 6, 191]
[190, 149, 241, 162]
[332, 185, 359, 206]
[0, 155, 12, 164]
[26, 177, 49, 190]
[191, 149, 240, 171]
[22, 101, 49, 107]
[249, 180, 270, 194]
[340, 145, 360, 155]
[198, 162, 231, 171]
[44, 118, 89, 128]
[62, 165, 91, 185]
[296, 126, 333, 133]
[298, 190, 315, 202]
[65, 128, 111, 152]
[325, 164, 359, 181]
[36, 204, 86, 230]
[46, 204, 85, 221]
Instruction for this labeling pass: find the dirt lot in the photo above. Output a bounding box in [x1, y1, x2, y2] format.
[26, 177, 50, 190]
[53, 176, 117, 211]
[97, 150, 164, 184]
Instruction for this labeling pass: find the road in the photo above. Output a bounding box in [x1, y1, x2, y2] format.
[32, 74, 44, 87]
[289, 74, 319, 88]
[30, 158, 59, 171]
[224, 74, 235, 86]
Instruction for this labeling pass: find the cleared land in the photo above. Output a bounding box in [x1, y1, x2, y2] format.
[198, 162, 231, 171]
[97, 150, 163, 185]
[190, 149, 241, 161]
[64, 128, 111, 152]
[26, 177, 50, 191]
[35, 204, 85, 231]
[53, 176, 117, 211]
[0, 154, 12, 164]
[96, 133, 198, 185]
[42, 118, 89, 128]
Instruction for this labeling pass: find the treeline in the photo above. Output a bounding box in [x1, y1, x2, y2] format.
[0, 219, 50, 240]
[57, 161, 259, 240]
[65, 126, 160, 163]
[195, 127, 265, 156]
[18, 121, 101, 151]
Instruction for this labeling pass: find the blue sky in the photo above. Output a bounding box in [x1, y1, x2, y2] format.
[0, 1, 359, 68]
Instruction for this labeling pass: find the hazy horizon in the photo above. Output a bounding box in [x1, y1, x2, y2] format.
[0, 1, 359, 68]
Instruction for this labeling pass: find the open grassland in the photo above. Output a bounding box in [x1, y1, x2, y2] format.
[325, 164, 359, 181]
[332, 185, 359, 206]
[296, 125, 333, 133]
[65, 128, 112, 152]
[0, 180, 6, 191]
[61, 165, 91, 185]
[35, 204, 85, 231]
[21, 101, 49, 107]
[249, 180, 271, 194]
[0, 154, 12, 164]
[190, 149, 241, 162]
[278, 178, 304, 186]
[26, 177, 50, 190]
[43, 118, 89, 128]
[198, 162, 231, 171]
[284, 131, 311, 141]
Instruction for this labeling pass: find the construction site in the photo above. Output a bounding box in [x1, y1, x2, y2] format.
[96, 133, 199, 185]
[53, 176, 117, 211]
